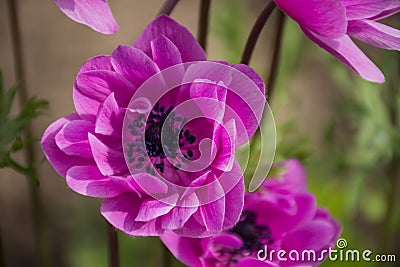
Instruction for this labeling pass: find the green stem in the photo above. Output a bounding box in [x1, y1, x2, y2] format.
[241, 0, 276, 65]
[266, 11, 286, 102]
[107, 223, 119, 267]
[198, 0, 212, 50]
[6, 1, 49, 266]
[161, 240, 171, 267]
[382, 53, 400, 251]
[157, 0, 180, 16]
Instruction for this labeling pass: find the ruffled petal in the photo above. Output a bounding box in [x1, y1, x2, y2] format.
[135, 196, 177, 222]
[54, 0, 118, 34]
[111, 45, 160, 86]
[160, 231, 204, 267]
[134, 15, 206, 62]
[95, 93, 124, 137]
[222, 164, 244, 229]
[348, 20, 400, 50]
[55, 119, 94, 158]
[66, 166, 125, 198]
[274, 0, 347, 38]
[75, 70, 135, 108]
[150, 35, 183, 69]
[342, 0, 393, 20]
[161, 194, 199, 230]
[248, 193, 317, 238]
[88, 133, 128, 176]
[101, 193, 164, 236]
[41, 114, 94, 177]
[302, 29, 385, 83]
[263, 159, 308, 193]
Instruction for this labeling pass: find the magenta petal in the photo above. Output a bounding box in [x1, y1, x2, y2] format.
[190, 81, 227, 124]
[348, 20, 400, 50]
[41, 114, 94, 177]
[250, 194, 317, 238]
[66, 166, 124, 198]
[54, 0, 118, 34]
[263, 159, 308, 193]
[78, 55, 114, 74]
[75, 70, 135, 108]
[370, 3, 400, 20]
[212, 119, 236, 172]
[101, 193, 164, 236]
[135, 198, 176, 222]
[133, 173, 169, 195]
[281, 220, 336, 254]
[226, 64, 265, 145]
[111, 45, 160, 86]
[198, 179, 225, 233]
[151, 35, 183, 69]
[161, 197, 199, 230]
[342, 0, 393, 20]
[134, 15, 206, 62]
[275, 0, 347, 38]
[303, 29, 385, 83]
[88, 133, 128, 176]
[222, 165, 244, 228]
[55, 119, 94, 158]
[95, 93, 124, 137]
[236, 258, 277, 267]
[161, 231, 204, 267]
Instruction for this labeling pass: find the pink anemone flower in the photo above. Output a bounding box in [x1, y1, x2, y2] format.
[54, 0, 119, 34]
[41, 16, 265, 237]
[275, 0, 400, 83]
[161, 159, 342, 267]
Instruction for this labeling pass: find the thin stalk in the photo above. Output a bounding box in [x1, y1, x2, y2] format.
[0, 228, 5, 267]
[161, 241, 171, 267]
[157, 0, 180, 16]
[198, 0, 212, 50]
[382, 54, 400, 251]
[241, 0, 276, 65]
[266, 11, 286, 102]
[107, 224, 119, 267]
[6, 1, 50, 267]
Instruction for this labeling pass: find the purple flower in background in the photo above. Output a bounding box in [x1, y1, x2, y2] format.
[42, 16, 265, 237]
[54, 0, 118, 34]
[161, 159, 342, 267]
[274, 0, 400, 83]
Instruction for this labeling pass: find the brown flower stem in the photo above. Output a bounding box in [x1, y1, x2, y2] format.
[157, 0, 180, 16]
[6, 1, 50, 267]
[266, 11, 286, 102]
[198, 0, 212, 50]
[107, 223, 120, 267]
[0, 228, 5, 267]
[241, 0, 276, 65]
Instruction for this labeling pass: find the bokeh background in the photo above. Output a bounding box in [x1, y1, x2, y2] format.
[0, 0, 399, 266]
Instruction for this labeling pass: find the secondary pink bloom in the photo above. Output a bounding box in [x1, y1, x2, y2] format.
[42, 16, 265, 237]
[161, 159, 341, 267]
[54, 0, 118, 34]
[274, 0, 400, 83]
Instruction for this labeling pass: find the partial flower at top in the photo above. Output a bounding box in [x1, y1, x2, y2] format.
[54, 0, 119, 34]
[41, 16, 266, 237]
[161, 159, 342, 267]
[274, 0, 400, 83]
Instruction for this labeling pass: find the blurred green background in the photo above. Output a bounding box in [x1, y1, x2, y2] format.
[0, 0, 399, 266]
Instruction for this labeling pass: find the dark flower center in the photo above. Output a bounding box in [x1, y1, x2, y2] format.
[229, 210, 273, 254]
